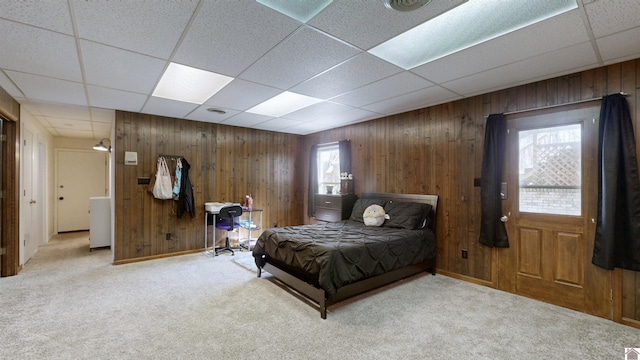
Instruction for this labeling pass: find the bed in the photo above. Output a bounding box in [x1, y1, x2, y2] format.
[252, 192, 438, 318]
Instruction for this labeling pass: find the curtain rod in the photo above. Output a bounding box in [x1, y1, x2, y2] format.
[489, 92, 630, 117]
[317, 139, 350, 147]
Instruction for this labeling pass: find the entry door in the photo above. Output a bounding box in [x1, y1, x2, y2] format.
[500, 104, 611, 318]
[57, 150, 107, 232]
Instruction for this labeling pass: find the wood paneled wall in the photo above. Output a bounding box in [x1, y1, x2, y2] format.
[303, 59, 640, 326]
[0, 85, 19, 277]
[114, 59, 639, 326]
[114, 111, 303, 263]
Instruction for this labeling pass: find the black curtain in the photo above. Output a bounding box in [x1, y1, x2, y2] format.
[307, 144, 318, 218]
[479, 114, 509, 248]
[592, 93, 640, 271]
[339, 140, 351, 175]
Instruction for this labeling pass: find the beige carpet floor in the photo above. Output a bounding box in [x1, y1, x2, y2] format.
[1, 231, 638, 359]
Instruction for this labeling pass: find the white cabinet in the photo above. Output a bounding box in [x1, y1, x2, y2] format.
[90, 197, 111, 250]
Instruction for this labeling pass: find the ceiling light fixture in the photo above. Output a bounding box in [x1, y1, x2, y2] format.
[370, 0, 578, 70]
[246, 91, 323, 117]
[384, 0, 431, 12]
[93, 138, 111, 152]
[207, 108, 227, 114]
[152, 62, 234, 104]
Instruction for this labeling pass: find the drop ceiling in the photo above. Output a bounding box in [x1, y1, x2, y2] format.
[0, 0, 638, 138]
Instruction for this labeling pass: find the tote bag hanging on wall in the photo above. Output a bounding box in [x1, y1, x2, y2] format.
[152, 157, 173, 200]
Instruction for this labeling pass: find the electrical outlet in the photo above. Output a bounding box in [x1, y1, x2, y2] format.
[461, 249, 468, 259]
[166, 233, 172, 240]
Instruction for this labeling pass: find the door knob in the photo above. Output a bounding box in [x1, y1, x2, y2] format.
[500, 215, 508, 222]
[59, 197, 64, 200]
[29, 199, 36, 204]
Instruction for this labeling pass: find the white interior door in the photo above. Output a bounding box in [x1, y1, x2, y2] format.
[22, 127, 39, 263]
[57, 150, 107, 232]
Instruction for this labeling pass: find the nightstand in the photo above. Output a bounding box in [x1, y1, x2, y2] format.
[314, 194, 358, 222]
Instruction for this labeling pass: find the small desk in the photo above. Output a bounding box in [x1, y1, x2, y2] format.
[204, 202, 238, 255]
[204, 203, 261, 254]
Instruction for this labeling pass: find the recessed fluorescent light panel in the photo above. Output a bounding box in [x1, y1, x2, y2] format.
[247, 91, 323, 117]
[369, 0, 578, 70]
[152, 62, 233, 104]
[257, 0, 332, 23]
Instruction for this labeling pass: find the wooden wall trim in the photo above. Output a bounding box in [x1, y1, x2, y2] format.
[0, 86, 19, 122]
[1, 119, 19, 276]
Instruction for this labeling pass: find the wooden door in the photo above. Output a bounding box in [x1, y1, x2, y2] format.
[499, 104, 611, 319]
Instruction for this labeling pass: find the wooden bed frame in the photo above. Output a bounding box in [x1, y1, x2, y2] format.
[256, 192, 438, 319]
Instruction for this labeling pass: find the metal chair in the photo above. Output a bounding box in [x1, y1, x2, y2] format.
[215, 205, 243, 256]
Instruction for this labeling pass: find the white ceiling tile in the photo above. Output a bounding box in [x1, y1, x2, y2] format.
[283, 101, 352, 122]
[72, 0, 197, 59]
[0, 70, 24, 98]
[141, 97, 199, 119]
[46, 117, 92, 131]
[87, 85, 147, 113]
[25, 102, 90, 120]
[253, 118, 303, 132]
[411, 10, 589, 84]
[277, 121, 330, 135]
[443, 42, 598, 97]
[55, 128, 94, 138]
[363, 86, 460, 115]
[291, 52, 402, 99]
[222, 113, 274, 128]
[90, 108, 115, 124]
[0, 0, 73, 35]
[81, 40, 166, 94]
[91, 122, 112, 133]
[308, 0, 467, 49]
[44, 127, 60, 137]
[204, 79, 282, 111]
[584, 0, 640, 37]
[239, 27, 360, 89]
[173, 1, 300, 77]
[331, 72, 434, 107]
[33, 115, 52, 128]
[185, 106, 240, 124]
[0, 20, 82, 81]
[0, 0, 638, 138]
[596, 26, 640, 63]
[7, 71, 87, 105]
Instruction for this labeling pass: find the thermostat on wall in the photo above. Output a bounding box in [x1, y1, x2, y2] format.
[124, 151, 138, 165]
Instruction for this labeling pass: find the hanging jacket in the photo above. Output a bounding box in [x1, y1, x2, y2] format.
[172, 158, 182, 200]
[177, 158, 195, 218]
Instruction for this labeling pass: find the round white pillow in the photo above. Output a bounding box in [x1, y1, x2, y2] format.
[363, 204, 386, 226]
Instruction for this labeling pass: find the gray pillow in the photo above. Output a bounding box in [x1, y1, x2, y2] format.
[383, 201, 432, 230]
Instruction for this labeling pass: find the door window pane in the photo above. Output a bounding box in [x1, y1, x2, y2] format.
[518, 124, 581, 215]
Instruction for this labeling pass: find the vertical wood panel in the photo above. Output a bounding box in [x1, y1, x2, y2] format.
[114, 112, 302, 263]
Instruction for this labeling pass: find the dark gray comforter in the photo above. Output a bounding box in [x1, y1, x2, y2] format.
[252, 220, 436, 296]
